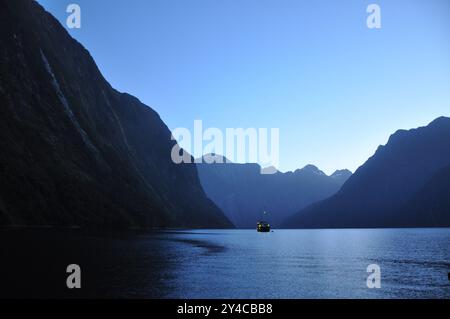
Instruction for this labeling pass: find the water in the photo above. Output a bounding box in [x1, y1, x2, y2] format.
[0, 228, 449, 299]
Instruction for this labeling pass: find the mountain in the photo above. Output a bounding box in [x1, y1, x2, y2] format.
[196, 156, 351, 228]
[283, 117, 450, 228]
[0, 0, 232, 228]
[330, 169, 353, 185]
[397, 164, 450, 226]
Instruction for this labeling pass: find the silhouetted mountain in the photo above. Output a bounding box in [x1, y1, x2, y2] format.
[330, 169, 353, 185]
[398, 164, 450, 226]
[283, 117, 450, 228]
[0, 0, 232, 228]
[196, 157, 351, 228]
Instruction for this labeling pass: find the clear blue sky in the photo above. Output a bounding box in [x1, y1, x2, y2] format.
[37, 0, 450, 174]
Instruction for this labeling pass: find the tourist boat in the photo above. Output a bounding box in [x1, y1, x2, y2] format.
[257, 221, 271, 232]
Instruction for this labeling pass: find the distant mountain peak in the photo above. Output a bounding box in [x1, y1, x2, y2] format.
[331, 169, 352, 178]
[197, 161, 348, 228]
[197, 153, 233, 164]
[330, 169, 352, 184]
[297, 165, 326, 176]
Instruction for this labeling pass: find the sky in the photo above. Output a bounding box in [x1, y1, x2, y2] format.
[37, 0, 450, 175]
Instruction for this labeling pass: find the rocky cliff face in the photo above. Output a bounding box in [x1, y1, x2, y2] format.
[0, 0, 232, 228]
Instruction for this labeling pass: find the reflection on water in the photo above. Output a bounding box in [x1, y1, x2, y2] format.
[0, 228, 449, 299]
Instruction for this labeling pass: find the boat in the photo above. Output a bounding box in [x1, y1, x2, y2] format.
[257, 221, 271, 232]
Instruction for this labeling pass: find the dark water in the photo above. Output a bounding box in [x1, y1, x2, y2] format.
[0, 228, 449, 299]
